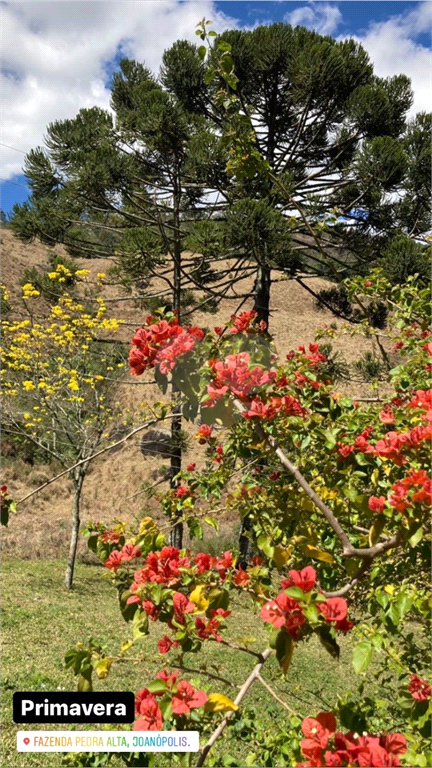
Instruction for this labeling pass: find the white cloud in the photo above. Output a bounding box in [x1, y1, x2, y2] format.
[346, 1, 432, 116]
[1, 1, 430, 182]
[284, 3, 342, 36]
[1, 1, 237, 179]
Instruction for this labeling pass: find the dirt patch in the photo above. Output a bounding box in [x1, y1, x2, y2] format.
[1, 229, 380, 558]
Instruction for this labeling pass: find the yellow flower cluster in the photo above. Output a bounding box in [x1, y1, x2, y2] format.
[1, 288, 125, 439]
[22, 283, 40, 299]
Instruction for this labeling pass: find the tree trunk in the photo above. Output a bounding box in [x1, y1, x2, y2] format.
[253, 265, 271, 328]
[240, 265, 272, 558]
[169, 183, 183, 549]
[238, 514, 252, 568]
[64, 470, 85, 589]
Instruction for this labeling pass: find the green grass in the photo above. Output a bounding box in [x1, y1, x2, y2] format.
[1, 559, 361, 768]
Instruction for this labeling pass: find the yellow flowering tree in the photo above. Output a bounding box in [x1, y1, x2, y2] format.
[1, 275, 125, 588]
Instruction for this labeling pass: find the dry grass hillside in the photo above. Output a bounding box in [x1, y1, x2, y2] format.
[1, 227, 376, 560]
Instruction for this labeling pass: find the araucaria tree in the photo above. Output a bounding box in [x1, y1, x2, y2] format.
[1, 274, 123, 588]
[162, 22, 430, 323]
[11, 58, 259, 547]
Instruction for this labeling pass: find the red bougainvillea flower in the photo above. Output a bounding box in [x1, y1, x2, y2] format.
[171, 680, 208, 715]
[175, 484, 192, 498]
[157, 635, 174, 654]
[120, 542, 142, 561]
[194, 552, 216, 574]
[301, 712, 337, 751]
[196, 424, 213, 443]
[156, 669, 179, 688]
[297, 715, 406, 767]
[319, 598, 348, 623]
[133, 547, 190, 586]
[172, 591, 195, 618]
[407, 389, 432, 421]
[195, 616, 224, 642]
[210, 608, 231, 619]
[133, 696, 163, 731]
[260, 592, 305, 638]
[142, 600, 159, 621]
[334, 617, 355, 633]
[338, 443, 354, 458]
[100, 530, 121, 544]
[388, 469, 432, 513]
[135, 688, 151, 714]
[205, 352, 277, 406]
[281, 566, 316, 593]
[260, 599, 286, 628]
[233, 567, 251, 586]
[104, 550, 123, 571]
[379, 405, 395, 424]
[408, 674, 431, 700]
[229, 310, 261, 334]
[129, 317, 203, 377]
[368, 496, 386, 514]
[217, 551, 234, 570]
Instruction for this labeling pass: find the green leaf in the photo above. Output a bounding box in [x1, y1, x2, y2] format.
[315, 624, 340, 659]
[1, 505, 9, 527]
[77, 665, 93, 692]
[198, 45, 207, 61]
[221, 55, 234, 75]
[132, 610, 149, 640]
[204, 516, 219, 531]
[119, 590, 139, 622]
[386, 603, 400, 626]
[154, 366, 168, 394]
[352, 640, 373, 674]
[94, 658, 112, 680]
[257, 534, 274, 559]
[303, 604, 320, 625]
[147, 680, 168, 695]
[275, 628, 294, 674]
[207, 588, 229, 614]
[408, 525, 423, 547]
[284, 586, 306, 601]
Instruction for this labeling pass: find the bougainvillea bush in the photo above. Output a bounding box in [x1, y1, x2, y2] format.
[63, 271, 430, 767]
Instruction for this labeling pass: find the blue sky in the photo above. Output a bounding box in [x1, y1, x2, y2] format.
[1, 1, 431, 215]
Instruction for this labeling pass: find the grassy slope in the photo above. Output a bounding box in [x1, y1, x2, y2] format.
[1, 559, 361, 768]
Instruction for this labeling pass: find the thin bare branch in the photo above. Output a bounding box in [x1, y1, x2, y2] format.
[196, 649, 272, 767]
